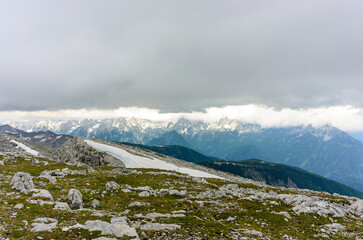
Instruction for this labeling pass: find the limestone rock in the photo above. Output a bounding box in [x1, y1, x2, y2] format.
[169, 189, 187, 197]
[84, 220, 139, 238]
[14, 203, 24, 209]
[105, 181, 120, 191]
[140, 223, 181, 231]
[128, 201, 148, 207]
[91, 199, 100, 208]
[32, 189, 54, 201]
[67, 189, 83, 209]
[349, 199, 363, 217]
[324, 223, 346, 231]
[10, 172, 34, 194]
[138, 191, 150, 197]
[39, 170, 57, 184]
[31, 218, 58, 232]
[54, 202, 71, 211]
[85, 220, 112, 235]
[277, 194, 348, 217]
[133, 186, 152, 192]
[91, 238, 117, 240]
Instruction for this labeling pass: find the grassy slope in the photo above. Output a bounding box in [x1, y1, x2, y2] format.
[1, 153, 362, 239]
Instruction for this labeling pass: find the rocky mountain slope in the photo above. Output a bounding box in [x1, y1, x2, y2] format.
[0, 134, 362, 239]
[1, 118, 362, 192]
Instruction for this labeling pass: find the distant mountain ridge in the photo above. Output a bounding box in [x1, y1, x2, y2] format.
[1, 118, 362, 191]
[116, 142, 363, 198]
[0, 124, 72, 148]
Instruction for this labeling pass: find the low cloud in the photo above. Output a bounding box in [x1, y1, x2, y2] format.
[1, 105, 363, 132]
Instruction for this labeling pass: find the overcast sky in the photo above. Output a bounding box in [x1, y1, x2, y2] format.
[1, 1, 363, 130]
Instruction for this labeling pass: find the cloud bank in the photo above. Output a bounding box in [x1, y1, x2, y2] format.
[0, 1, 363, 111]
[0, 105, 362, 132]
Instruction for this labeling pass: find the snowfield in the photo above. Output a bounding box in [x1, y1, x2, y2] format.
[85, 140, 223, 179]
[10, 140, 39, 156]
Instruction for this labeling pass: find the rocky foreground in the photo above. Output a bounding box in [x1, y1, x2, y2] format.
[0, 149, 363, 239]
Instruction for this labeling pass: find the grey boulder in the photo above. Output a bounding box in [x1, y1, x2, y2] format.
[10, 172, 34, 194]
[105, 181, 120, 191]
[67, 189, 83, 209]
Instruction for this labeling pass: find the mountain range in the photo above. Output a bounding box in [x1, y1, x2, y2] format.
[1, 118, 363, 191]
[2, 123, 363, 198]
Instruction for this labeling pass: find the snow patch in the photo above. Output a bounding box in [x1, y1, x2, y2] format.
[5, 130, 18, 134]
[85, 140, 222, 179]
[33, 135, 45, 139]
[10, 140, 39, 156]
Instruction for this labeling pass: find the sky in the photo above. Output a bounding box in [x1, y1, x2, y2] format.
[1, 1, 363, 132]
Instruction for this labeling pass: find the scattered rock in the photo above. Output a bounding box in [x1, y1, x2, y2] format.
[159, 188, 169, 194]
[67, 189, 83, 209]
[242, 229, 263, 237]
[31, 218, 58, 232]
[324, 223, 346, 231]
[133, 186, 152, 192]
[277, 194, 348, 217]
[105, 181, 120, 191]
[54, 201, 71, 211]
[169, 189, 187, 197]
[128, 201, 148, 207]
[14, 203, 24, 209]
[349, 199, 363, 217]
[135, 212, 185, 220]
[91, 199, 100, 208]
[92, 238, 117, 240]
[140, 223, 181, 231]
[32, 189, 54, 201]
[138, 191, 150, 197]
[10, 172, 34, 194]
[39, 170, 57, 184]
[84, 219, 139, 238]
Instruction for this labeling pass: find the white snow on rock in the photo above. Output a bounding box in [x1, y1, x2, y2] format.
[85, 140, 223, 179]
[10, 139, 39, 156]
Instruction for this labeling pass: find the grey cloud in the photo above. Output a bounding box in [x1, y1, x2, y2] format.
[1, 0, 363, 111]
